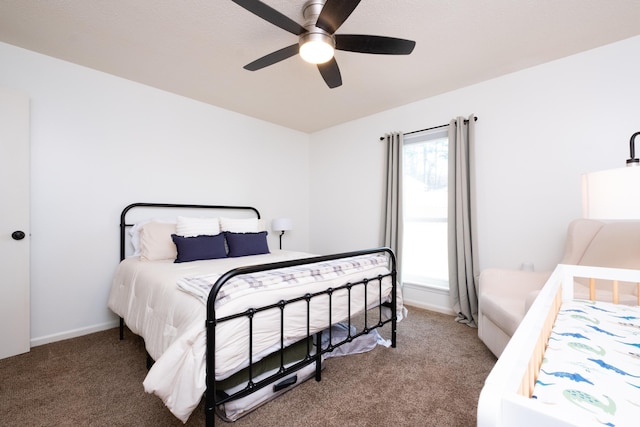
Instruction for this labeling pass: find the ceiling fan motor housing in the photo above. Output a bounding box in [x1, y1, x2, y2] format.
[302, 0, 326, 23]
[299, 0, 335, 63]
[300, 0, 335, 47]
[299, 32, 335, 51]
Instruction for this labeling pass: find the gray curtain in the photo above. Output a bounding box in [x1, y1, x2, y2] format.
[383, 132, 404, 284]
[447, 115, 479, 326]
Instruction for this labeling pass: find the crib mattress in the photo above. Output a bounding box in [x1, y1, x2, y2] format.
[532, 299, 640, 426]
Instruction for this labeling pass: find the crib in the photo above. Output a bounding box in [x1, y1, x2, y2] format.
[477, 263, 640, 427]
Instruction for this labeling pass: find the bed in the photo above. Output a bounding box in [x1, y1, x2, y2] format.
[108, 203, 403, 425]
[477, 263, 640, 427]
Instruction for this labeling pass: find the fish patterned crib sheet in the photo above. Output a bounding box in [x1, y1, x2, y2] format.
[532, 299, 640, 426]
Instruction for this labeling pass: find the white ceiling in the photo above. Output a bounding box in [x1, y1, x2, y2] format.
[1, 0, 639, 133]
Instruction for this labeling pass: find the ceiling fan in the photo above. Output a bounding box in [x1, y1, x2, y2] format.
[231, 0, 416, 88]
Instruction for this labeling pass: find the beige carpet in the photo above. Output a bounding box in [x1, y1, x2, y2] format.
[0, 307, 496, 426]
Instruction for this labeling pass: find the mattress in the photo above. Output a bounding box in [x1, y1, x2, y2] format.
[532, 299, 640, 426]
[108, 250, 402, 422]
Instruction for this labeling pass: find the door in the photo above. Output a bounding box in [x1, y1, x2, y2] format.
[0, 87, 30, 359]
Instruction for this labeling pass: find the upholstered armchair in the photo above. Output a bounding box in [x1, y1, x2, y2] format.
[478, 218, 640, 358]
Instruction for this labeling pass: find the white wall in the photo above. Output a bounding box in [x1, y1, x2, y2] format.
[310, 36, 640, 274]
[0, 42, 311, 345]
[2, 34, 639, 345]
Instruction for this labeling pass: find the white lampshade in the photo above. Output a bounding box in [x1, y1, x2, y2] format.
[272, 218, 293, 232]
[582, 166, 640, 219]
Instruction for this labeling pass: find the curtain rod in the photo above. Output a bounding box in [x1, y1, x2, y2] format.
[379, 116, 478, 141]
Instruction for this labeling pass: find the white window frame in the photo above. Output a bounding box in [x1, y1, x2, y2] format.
[402, 127, 449, 290]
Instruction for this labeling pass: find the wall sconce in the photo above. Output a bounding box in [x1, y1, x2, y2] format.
[272, 218, 293, 250]
[582, 131, 640, 219]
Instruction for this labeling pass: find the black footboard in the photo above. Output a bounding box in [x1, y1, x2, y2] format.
[204, 247, 397, 426]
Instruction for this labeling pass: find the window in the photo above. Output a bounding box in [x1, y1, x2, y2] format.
[402, 128, 449, 289]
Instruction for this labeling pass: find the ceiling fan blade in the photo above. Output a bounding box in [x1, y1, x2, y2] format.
[317, 58, 342, 89]
[335, 34, 416, 55]
[243, 44, 299, 71]
[316, 0, 361, 34]
[231, 0, 306, 35]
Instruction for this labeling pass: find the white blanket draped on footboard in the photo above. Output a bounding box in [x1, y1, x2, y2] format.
[477, 264, 640, 427]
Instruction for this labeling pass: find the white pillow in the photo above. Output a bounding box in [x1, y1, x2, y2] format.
[176, 216, 220, 237]
[129, 219, 175, 256]
[220, 217, 265, 233]
[139, 221, 178, 261]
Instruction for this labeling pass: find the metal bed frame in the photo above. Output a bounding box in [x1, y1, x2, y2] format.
[117, 202, 398, 426]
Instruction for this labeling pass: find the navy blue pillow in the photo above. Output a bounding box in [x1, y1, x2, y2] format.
[224, 231, 270, 257]
[171, 233, 227, 263]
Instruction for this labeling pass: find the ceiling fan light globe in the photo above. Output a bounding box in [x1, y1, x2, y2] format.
[300, 40, 334, 64]
[299, 31, 335, 64]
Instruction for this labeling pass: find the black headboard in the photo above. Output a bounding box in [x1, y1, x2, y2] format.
[119, 202, 261, 261]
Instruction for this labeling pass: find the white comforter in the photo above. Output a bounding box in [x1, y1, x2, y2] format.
[108, 250, 402, 423]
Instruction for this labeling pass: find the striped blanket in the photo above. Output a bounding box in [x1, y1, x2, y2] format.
[177, 253, 389, 307]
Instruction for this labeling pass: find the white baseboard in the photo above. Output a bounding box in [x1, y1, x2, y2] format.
[30, 320, 120, 348]
[402, 282, 455, 316]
